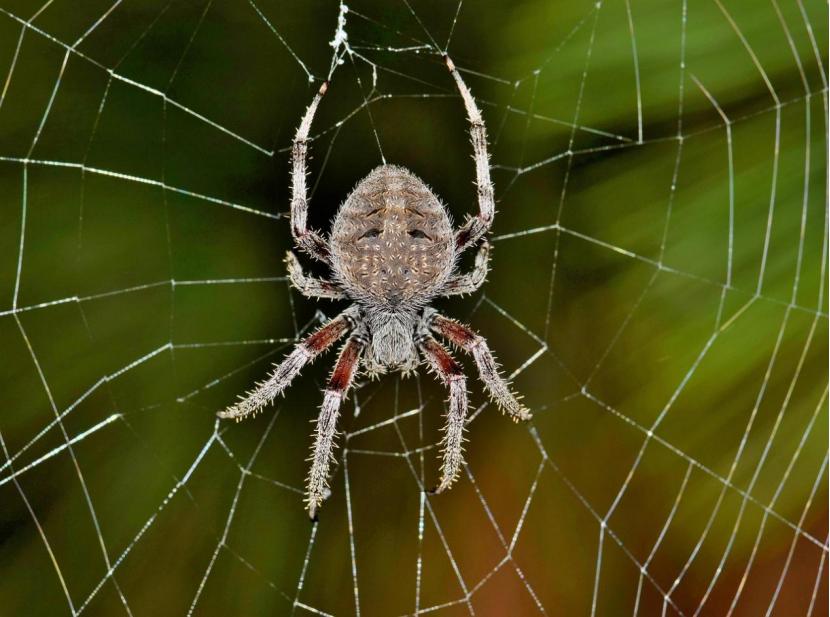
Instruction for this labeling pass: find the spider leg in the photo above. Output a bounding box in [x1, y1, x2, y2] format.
[306, 334, 366, 520]
[440, 241, 489, 297]
[427, 311, 531, 422]
[418, 334, 469, 493]
[291, 82, 331, 263]
[217, 308, 356, 421]
[286, 251, 346, 300]
[444, 55, 495, 253]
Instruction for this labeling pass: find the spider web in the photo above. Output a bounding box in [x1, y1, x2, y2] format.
[0, 0, 827, 615]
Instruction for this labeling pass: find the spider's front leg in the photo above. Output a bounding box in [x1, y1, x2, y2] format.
[445, 56, 495, 253]
[441, 241, 490, 297]
[427, 310, 531, 422]
[291, 82, 331, 263]
[306, 333, 366, 520]
[418, 334, 469, 493]
[217, 308, 356, 421]
[285, 251, 346, 300]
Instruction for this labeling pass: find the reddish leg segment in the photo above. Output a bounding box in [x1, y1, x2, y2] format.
[419, 335, 469, 493]
[307, 336, 365, 519]
[217, 310, 354, 421]
[429, 313, 531, 422]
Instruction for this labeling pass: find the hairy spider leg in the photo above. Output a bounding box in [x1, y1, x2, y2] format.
[217, 309, 354, 421]
[445, 56, 496, 252]
[419, 335, 469, 493]
[428, 311, 531, 422]
[221, 58, 525, 516]
[291, 81, 333, 263]
[441, 241, 490, 297]
[307, 335, 366, 520]
[285, 250, 346, 300]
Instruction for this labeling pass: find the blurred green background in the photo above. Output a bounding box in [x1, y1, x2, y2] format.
[0, 0, 827, 615]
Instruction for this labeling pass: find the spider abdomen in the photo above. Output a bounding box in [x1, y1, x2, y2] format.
[330, 165, 456, 308]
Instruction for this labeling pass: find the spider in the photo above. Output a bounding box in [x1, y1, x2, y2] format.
[218, 56, 530, 520]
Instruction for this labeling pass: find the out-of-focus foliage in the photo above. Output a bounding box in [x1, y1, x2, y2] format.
[0, 0, 826, 615]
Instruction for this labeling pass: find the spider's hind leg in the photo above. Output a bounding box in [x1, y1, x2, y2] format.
[428, 311, 531, 422]
[306, 334, 365, 520]
[217, 308, 355, 421]
[419, 334, 469, 493]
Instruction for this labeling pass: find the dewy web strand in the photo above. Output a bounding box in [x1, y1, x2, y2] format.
[0, 0, 826, 615]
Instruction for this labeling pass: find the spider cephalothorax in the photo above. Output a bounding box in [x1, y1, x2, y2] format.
[218, 56, 530, 520]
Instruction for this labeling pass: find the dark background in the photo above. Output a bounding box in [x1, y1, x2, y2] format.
[0, 0, 827, 615]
